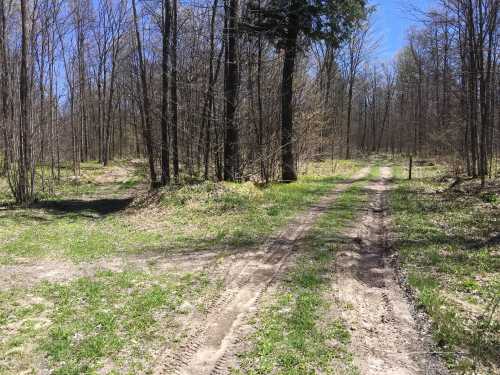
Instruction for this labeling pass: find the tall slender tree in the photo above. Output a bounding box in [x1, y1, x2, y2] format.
[0, 0, 8, 176]
[16, 0, 34, 203]
[344, 24, 368, 159]
[132, 0, 157, 188]
[223, 0, 240, 181]
[171, 0, 179, 182]
[160, 0, 171, 186]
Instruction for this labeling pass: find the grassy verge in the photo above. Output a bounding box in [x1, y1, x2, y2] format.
[390, 164, 499, 374]
[0, 160, 365, 264]
[234, 169, 374, 375]
[0, 269, 221, 374]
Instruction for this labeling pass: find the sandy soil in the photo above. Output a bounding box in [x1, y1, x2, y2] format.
[0, 251, 223, 291]
[334, 167, 447, 375]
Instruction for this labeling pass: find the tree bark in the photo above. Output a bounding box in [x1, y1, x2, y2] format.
[18, 0, 33, 203]
[132, 0, 157, 188]
[0, 0, 8, 176]
[280, 5, 299, 182]
[160, 0, 170, 185]
[345, 78, 354, 159]
[223, 0, 240, 181]
[171, 0, 179, 182]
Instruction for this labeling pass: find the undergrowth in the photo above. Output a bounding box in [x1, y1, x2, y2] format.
[390, 164, 499, 374]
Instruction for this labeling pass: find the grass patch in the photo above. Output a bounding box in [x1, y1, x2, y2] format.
[390, 164, 499, 373]
[0, 269, 220, 374]
[234, 170, 372, 375]
[0, 160, 366, 263]
[0, 160, 145, 205]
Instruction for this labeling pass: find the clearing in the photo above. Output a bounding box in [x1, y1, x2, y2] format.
[0, 159, 498, 374]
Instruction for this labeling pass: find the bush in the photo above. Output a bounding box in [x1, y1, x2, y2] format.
[480, 192, 497, 204]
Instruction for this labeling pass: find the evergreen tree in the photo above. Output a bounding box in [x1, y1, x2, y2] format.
[244, 0, 367, 181]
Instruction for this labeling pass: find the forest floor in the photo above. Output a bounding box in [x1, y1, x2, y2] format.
[0, 158, 498, 374]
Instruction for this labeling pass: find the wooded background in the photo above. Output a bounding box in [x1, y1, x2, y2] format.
[0, 0, 498, 203]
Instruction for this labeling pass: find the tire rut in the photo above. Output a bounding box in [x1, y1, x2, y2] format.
[335, 166, 446, 375]
[153, 167, 370, 375]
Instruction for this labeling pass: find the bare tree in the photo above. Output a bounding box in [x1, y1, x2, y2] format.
[223, 0, 240, 181]
[171, 0, 179, 182]
[160, 0, 171, 185]
[132, 0, 156, 188]
[343, 23, 369, 159]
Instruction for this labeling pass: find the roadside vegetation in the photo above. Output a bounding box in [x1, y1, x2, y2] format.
[2, 158, 498, 374]
[390, 163, 499, 374]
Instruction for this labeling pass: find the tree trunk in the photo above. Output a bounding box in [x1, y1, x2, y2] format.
[280, 7, 299, 182]
[256, 29, 266, 182]
[18, 0, 33, 204]
[132, 0, 157, 188]
[223, 0, 239, 181]
[0, 0, 8, 177]
[171, 0, 179, 182]
[160, 0, 170, 185]
[345, 78, 353, 159]
[103, 60, 116, 165]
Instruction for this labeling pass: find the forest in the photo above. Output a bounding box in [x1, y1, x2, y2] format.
[0, 0, 498, 374]
[0, 0, 497, 199]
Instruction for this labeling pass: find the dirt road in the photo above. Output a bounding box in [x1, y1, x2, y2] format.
[335, 166, 446, 375]
[151, 165, 447, 375]
[154, 168, 370, 375]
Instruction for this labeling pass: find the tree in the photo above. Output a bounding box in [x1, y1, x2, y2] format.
[160, 0, 171, 186]
[0, 0, 497, 203]
[198, 0, 223, 180]
[171, 0, 179, 182]
[15, 0, 34, 204]
[342, 22, 369, 159]
[0, 0, 8, 176]
[244, 0, 367, 181]
[102, 1, 126, 166]
[132, 0, 157, 188]
[223, 0, 240, 181]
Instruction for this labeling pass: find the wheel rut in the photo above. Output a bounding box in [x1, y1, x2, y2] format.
[153, 167, 370, 375]
[335, 166, 446, 375]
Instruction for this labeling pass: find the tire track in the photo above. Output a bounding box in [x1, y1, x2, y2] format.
[335, 167, 446, 375]
[153, 167, 370, 375]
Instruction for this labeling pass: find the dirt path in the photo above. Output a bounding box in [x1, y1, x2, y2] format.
[153, 167, 370, 375]
[0, 251, 223, 291]
[335, 167, 446, 375]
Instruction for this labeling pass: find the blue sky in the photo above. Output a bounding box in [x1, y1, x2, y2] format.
[370, 0, 436, 60]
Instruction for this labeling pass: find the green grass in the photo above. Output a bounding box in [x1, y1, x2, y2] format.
[0, 269, 220, 374]
[0, 160, 366, 264]
[0, 160, 145, 204]
[390, 164, 499, 373]
[0, 159, 369, 374]
[234, 170, 373, 375]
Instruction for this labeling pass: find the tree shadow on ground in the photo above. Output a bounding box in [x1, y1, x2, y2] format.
[32, 198, 133, 216]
